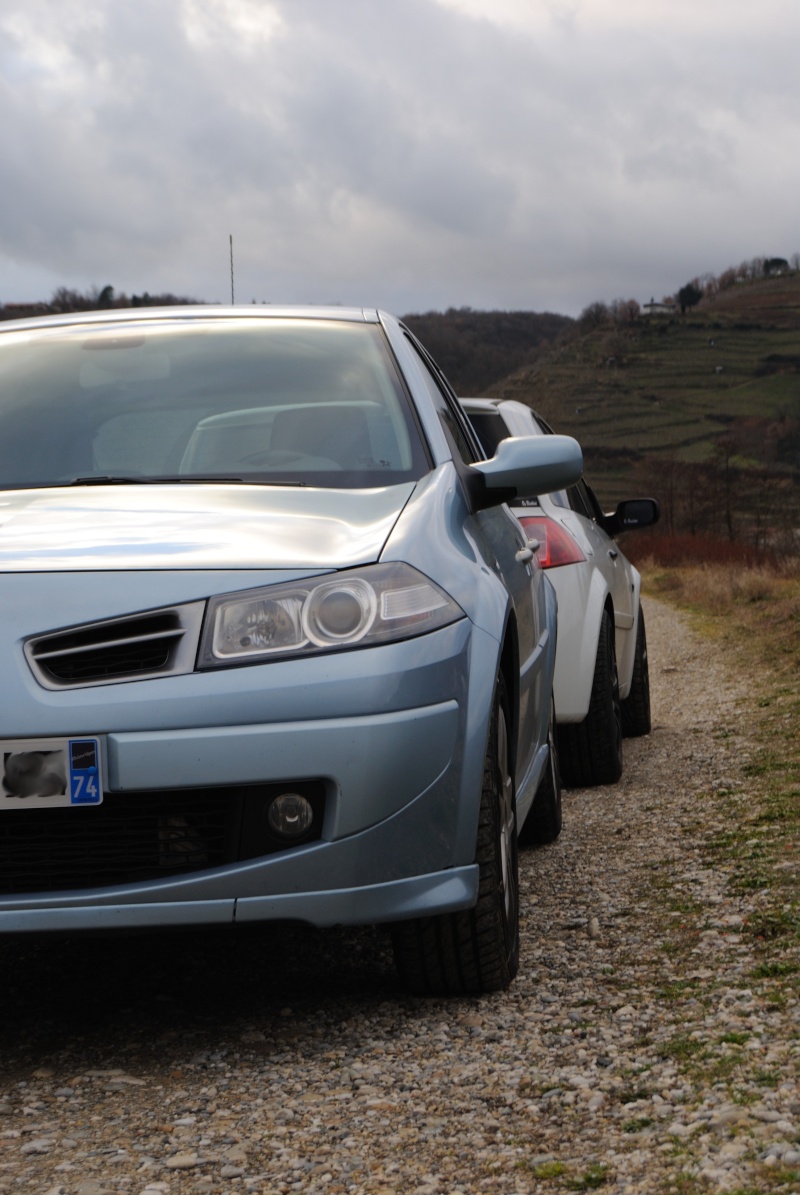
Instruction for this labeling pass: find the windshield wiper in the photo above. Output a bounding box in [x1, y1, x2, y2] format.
[67, 474, 309, 487]
[69, 476, 148, 486]
[164, 475, 308, 486]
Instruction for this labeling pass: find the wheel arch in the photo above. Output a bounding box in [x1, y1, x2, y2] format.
[616, 565, 643, 701]
[552, 568, 613, 723]
[498, 608, 521, 793]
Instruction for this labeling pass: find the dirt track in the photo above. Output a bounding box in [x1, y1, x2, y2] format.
[0, 597, 797, 1194]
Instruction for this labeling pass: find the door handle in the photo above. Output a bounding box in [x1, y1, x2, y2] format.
[516, 538, 540, 564]
[608, 548, 619, 560]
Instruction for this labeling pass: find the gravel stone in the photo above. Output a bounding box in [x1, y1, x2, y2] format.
[0, 598, 797, 1193]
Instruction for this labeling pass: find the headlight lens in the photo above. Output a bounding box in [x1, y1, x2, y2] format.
[302, 578, 377, 646]
[200, 563, 464, 667]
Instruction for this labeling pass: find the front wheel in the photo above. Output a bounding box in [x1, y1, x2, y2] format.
[391, 674, 520, 995]
[558, 607, 623, 787]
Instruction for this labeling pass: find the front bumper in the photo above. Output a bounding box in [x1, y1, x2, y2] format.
[0, 868, 480, 933]
[0, 617, 497, 932]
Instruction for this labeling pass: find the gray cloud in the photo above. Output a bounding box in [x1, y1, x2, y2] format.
[1, 0, 798, 316]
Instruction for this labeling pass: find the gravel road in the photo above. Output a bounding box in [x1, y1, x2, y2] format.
[0, 597, 797, 1194]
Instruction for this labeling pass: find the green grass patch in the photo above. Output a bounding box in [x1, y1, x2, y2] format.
[568, 1164, 611, 1191]
[528, 1160, 567, 1179]
[752, 960, 798, 978]
[618, 1086, 655, 1105]
[747, 908, 800, 941]
[622, 1117, 654, 1132]
[657, 980, 695, 1000]
[659, 1035, 705, 1061]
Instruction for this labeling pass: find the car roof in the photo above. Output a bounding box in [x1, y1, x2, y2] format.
[460, 397, 547, 436]
[0, 305, 386, 336]
[459, 397, 502, 411]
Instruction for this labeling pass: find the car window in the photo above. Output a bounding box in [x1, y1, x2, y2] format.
[0, 318, 430, 489]
[464, 410, 510, 458]
[582, 482, 606, 521]
[567, 479, 596, 520]
[531, 410, 556, 435]
[404, 337, 482, 464]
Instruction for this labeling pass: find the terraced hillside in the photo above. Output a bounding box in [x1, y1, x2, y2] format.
[486, 274, 800, 534]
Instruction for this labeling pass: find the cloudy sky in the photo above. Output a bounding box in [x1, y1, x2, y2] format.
[1, 0, 798, 317]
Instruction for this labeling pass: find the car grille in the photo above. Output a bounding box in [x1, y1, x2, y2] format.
[0, 782, 326, 895]
[25, 602, 206, 689]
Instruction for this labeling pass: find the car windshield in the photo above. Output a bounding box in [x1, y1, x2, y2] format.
[0, 316, 430, 489]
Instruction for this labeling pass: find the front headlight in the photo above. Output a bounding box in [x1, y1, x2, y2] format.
[199, 563, 464, 667]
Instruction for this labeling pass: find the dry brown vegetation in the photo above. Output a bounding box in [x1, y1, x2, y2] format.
[635, 542, 800, 669]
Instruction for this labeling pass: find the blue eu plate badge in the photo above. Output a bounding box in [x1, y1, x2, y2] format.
[68, 739, 102, 805]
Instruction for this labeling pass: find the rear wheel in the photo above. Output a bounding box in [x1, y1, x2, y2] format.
[391, 674, 519, 995]
[558, 608, 623, 787]
[621, 608, 651, 737]
[519, 696, 562, 846]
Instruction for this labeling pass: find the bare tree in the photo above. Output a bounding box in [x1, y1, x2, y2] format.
[610, 298, 641, 324]
[579, 301, 610, 329]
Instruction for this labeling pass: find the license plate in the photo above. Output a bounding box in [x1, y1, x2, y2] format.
[1, 738, 102, 808]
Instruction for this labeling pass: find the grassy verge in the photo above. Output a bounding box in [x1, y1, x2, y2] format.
[642, 557, 800, 991]
[637, 559, 800, 1194]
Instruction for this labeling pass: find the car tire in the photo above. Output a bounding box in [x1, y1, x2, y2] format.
[519, 696, 562, 846]
[621, 608, 651, 737]
[391, 673, 520, 995]
[558, 607, 623, 787]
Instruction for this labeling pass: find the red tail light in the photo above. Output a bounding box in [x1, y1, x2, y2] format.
[517, 515, 586, 568]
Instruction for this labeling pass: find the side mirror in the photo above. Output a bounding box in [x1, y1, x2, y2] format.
[602, 498, 660, 537]
[470, 435, 583, 509]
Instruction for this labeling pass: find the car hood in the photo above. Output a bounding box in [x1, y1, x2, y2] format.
[0, 483, 418, 571]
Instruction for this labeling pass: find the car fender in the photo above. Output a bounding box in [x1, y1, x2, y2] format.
[446, 620, 507, 865]
[381, 463, 512, 643]
[447, 574, 558, 864]
[549, 565, 612, 723]
[616, 564, 643, 701]
[383, 466, 545, 867]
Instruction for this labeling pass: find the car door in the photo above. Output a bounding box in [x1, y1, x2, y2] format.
[568, 479, 635, 643]
[400, 335, 548, 787]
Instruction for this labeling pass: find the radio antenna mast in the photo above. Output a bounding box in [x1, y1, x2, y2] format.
[229, 234, 235, 304]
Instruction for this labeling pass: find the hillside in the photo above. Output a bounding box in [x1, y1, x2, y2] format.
[401, 307, 575, 395]
[484, 273, 800, 547]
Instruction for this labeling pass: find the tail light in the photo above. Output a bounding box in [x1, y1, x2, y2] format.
[517, 515, 586, 569]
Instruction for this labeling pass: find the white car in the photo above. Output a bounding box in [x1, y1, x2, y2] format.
[461, 399, 659, 787]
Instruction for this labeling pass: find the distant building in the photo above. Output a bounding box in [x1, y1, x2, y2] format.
[642, 297, 676, 316]
[0, 302, 49, 321]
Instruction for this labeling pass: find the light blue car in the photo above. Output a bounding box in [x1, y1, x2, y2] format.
[0, 307, 582, 994]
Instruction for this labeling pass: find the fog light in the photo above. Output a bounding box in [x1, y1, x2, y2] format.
[267, 791, 314, 839]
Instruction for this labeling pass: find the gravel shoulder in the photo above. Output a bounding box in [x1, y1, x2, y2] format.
[0, 597, 797, 1195]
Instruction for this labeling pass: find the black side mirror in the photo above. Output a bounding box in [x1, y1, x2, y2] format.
[602, 498, 660, 538]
